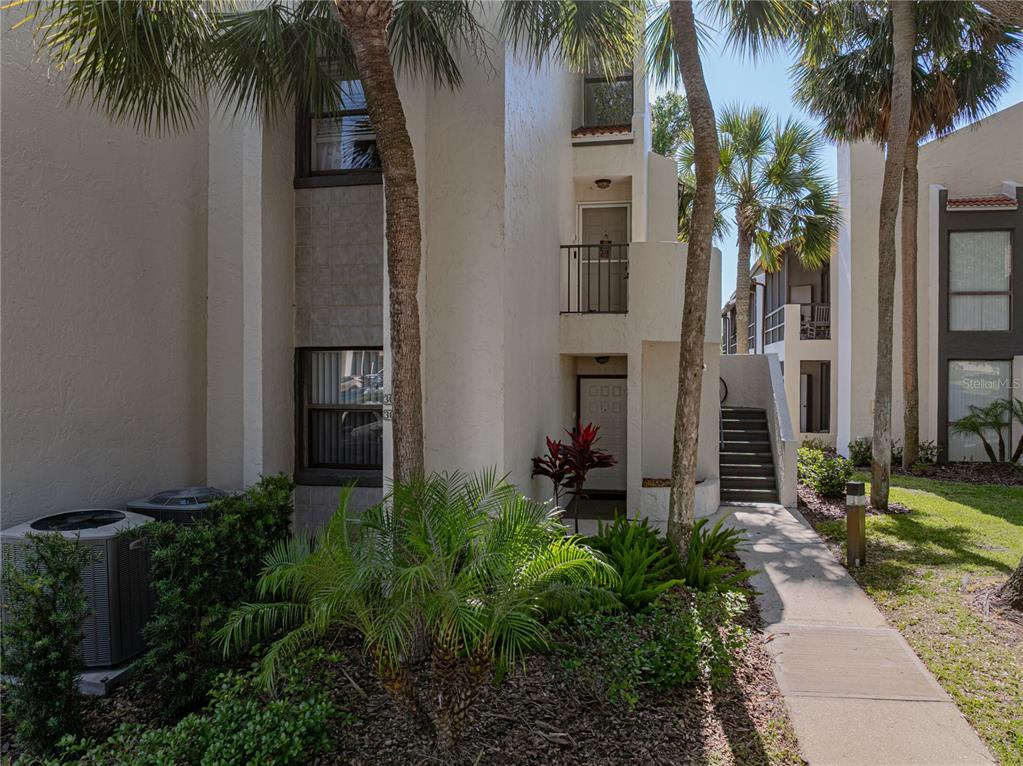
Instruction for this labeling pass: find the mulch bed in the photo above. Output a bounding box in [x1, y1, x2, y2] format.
[796, 484, 910, 523]
[2, 597, 802, 766]
[309, 599, 799, 765]
[893, 462, 1022, 487]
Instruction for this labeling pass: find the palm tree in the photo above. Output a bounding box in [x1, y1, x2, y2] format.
[644, 1, 720, 551]
[218, 472, 616, 749]
[977, 1, 1023, 28]
[679, 105, 838, 356]
[24, 0, 490, 483]
[791, 1, 1022, 468]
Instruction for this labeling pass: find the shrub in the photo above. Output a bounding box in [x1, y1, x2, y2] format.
[798, 447, 853, 498]
[218, 471, 617, 750]
[801, 436, 833, 453]
[848, 437, 872, 467]
[42, 670, 334, 766]
[587, 515, 684, 612]
[916, 440, 938, 466]
[680, 518, 750, 592]
[558, 588, 748, 705]
[138, 473, 294, 712]
[2, 533, 94, 755]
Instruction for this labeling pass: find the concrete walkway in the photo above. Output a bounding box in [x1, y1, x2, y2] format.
[715, 502, 995, 766]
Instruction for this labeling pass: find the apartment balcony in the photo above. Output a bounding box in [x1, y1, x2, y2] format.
[561, 243, 629, 314]
[764, 303, 831, 346]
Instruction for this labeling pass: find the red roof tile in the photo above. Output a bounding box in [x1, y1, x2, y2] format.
[571, 123, 632, 138]
[946, 194, 1017, 209]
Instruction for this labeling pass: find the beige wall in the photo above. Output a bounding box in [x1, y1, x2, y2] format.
[836, 103, 1023, 455]
[1, 29, 209, 525]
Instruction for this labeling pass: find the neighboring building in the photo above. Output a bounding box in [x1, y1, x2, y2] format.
[1, 25, 726, 531]
[723, 103, 1023, 463]
[722, 256, 837, 448]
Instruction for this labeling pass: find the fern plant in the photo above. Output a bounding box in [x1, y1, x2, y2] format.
[587, 515, 684, 612]
[218, 470, 616, 751]
[680, 518, 751, 593]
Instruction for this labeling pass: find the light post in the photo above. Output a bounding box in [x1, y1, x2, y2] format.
[846, 480, 867, 567]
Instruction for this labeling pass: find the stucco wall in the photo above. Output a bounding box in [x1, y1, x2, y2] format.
[1, 29, 208, 525]
[502, 54, 576, 495]
[836, 103, 1023, 456]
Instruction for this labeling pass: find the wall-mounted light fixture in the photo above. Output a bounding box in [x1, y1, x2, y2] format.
[595, 178, 612, 189]
[595, 355, 610, 364]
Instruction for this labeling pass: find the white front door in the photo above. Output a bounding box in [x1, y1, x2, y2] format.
[578, 206, 629, 312]
[578, 377, 627, 491]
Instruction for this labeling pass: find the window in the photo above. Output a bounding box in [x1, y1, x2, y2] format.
[949, 231, 1012, 331]
[947, 359, 1012, 461]
[297, 348, 384, 470]
[583, 61, 633, 128]
[296, 79, 381, 186]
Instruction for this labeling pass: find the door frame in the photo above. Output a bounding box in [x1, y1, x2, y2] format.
[576, 202, 632, 244]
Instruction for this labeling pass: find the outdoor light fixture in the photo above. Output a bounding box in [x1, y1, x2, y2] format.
[595, 178, 612, 189]
[595, 356, 610, 364]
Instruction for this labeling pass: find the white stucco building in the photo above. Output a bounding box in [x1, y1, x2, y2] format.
[723, 103, 1023, 463]
[2, 24, 729, 530]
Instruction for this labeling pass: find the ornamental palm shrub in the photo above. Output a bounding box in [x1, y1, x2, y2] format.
[1, 533, 94, 755]
[218, 470, 617, 751]
[951, 401, 1011, 463]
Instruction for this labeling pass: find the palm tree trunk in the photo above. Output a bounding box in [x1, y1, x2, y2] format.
[667, 0, 718, 554]
[734, 219, 752, 355]
[1000, 556, 1023, 611]
[334, 0, 424, 483]
[871, 1, 915, 511]
[901, 136, 919, 469]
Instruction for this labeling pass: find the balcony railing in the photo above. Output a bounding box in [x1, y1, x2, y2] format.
[764, 302, 831, 345]
[562, 244, 629, 314]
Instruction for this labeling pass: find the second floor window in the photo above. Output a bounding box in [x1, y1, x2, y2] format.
[583, 61, 634, 128]
[302, 79, 382, 179]
[949, 230, 1012, 331]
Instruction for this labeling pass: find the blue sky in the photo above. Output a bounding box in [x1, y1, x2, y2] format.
[657, 9, 1023, 308]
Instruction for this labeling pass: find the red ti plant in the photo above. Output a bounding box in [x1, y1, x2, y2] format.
[532, 424, 617, 526]
[563, 423, 617, 502]
[531, 436, 571, 507]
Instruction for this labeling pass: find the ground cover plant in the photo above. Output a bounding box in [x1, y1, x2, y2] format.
[801, 473, 1023, 764]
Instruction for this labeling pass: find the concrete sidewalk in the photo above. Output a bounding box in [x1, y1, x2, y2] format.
[716, 503, 994, 766]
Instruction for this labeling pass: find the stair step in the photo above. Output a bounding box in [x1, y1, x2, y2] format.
[719, 452, 773, 465]
[721, 441, 772, 454]
[721, 476, 777, 490]
[720, 463, 776, 477]
[720, 487, 779, 503]
[720, 408, 768, 420]
[721, 428, 770, 441]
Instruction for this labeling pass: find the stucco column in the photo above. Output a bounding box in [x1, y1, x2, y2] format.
[206, 112, 294, 490]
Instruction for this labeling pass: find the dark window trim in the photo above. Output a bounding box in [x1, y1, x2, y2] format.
[294, 346, 385, 483]
[936, 187, 1022, 462]
[294, 106, 383, 189]
[947, 228, 1014, 333]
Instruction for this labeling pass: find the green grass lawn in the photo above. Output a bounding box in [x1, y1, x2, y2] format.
[810, 474, 1023, 766]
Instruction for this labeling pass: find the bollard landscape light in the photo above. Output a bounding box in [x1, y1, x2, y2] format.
[845, 481, 867, 567]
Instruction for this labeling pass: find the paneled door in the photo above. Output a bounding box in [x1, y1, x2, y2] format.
[579, 206, 629, 312]
[578, 376, 627, 491]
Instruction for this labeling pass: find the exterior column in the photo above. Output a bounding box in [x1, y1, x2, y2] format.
[206, 111, 294, 490]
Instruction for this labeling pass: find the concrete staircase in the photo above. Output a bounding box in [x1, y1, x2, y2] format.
[720, 407, 778, 504]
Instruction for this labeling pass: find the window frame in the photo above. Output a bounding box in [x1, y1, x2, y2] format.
[945, 358, 1013, 462]
[946, 228, 1013, 333]
[294, 346, 385, 485]
[581, 67, 635, 129]
[294, 89, 383, 188]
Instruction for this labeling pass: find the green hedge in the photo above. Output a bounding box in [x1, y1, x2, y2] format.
[798, 447, 852, 498]
[138, 474, 294, 712]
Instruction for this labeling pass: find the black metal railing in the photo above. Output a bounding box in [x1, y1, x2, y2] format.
[561, 244, 629, 313]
